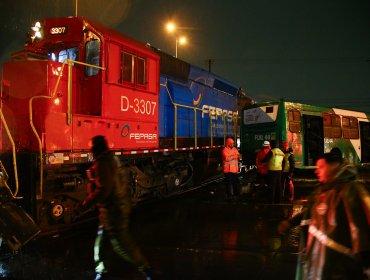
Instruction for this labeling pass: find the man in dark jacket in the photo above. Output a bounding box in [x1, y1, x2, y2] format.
[279, 151, 370, 279]
[261, 141, 285, 203]
[282, 146, 295, 201]
[82, 135, 155, 280]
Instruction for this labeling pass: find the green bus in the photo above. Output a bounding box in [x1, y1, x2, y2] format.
[240, 100, 370, 169]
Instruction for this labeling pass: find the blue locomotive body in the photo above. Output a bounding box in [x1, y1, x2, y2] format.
[158, 61, 239, 147]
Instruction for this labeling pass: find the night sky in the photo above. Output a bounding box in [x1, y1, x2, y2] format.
[1, 0, 369, 111]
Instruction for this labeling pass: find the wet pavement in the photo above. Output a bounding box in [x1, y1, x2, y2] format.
[0, 181, 310, 280]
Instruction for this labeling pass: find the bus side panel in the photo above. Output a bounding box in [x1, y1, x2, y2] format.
[241, 123, 277, 165]
[360, 121, 370, 163]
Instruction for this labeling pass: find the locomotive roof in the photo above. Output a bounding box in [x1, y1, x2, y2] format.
[40, 16, 159, 59]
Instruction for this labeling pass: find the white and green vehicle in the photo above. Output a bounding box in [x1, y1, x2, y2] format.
[240, 100, 370, 169]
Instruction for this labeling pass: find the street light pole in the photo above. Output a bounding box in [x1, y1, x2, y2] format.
[165, 22, 187, 58]
[176, 36, 187, 58]
[175, 38, 178, 58]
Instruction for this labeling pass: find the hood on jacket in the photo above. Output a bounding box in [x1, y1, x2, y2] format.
[329, 163, 358, 185]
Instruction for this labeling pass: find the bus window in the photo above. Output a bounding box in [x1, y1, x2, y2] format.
[85, 39, 100, 76]
[342, 116, 359, 139]
[324, 114, 341, 138]
[288, 110, 301, 133]
[266, 106, 274, 113]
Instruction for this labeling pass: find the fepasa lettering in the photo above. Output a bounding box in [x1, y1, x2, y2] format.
[129, 133, 157, 140]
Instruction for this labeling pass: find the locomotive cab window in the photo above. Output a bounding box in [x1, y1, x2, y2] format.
[120, 51, 146, 86]
[323, 114, 341, 138]
[59, 47, 78, 63]
[288, 110, 301, 133]
[122, 52, 134, 82]
[48, 47, 79, 64]
[342, 116, 359, 139]
[136, 57, 146, 85]
[85, 38, 101, 76]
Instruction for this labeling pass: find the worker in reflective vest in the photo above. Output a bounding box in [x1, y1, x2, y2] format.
[261, 142, 285, 203]
[222, 138, 241, 201]
[256, 141, 271, 187]
[282, 147, 295, 201]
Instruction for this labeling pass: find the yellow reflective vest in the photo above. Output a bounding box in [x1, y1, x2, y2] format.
[267, 148, 284, 171]
[283, 152, 293, 173]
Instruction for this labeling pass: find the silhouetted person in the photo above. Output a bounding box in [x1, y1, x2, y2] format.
[82, 135, 157, 280]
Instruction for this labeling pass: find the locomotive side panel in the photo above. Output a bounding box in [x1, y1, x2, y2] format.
[158, 69, 239, 148]
[2, 60, 85, 153]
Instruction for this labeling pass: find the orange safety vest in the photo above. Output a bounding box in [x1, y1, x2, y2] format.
[222, 147, 239, 173]
[256, 148, 270, 174]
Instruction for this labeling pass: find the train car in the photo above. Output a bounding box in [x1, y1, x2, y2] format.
[0, 16, 240, 235]
[240, 100, 370, 168]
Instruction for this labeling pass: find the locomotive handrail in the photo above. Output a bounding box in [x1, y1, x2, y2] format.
[160, 81, 219, 150]
[0, 109, 22, 199]
[29, 59, 105, 199]
[66, 59, 106, 125]
[29, 62, 67, 199]
[160, 81, 236, 150]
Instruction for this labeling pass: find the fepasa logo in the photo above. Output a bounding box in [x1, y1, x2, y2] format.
[129, 133, 157, 140]
[121, 124, 130, 137]
[121, 124, 157, 141]
[190, 77, 206, 107]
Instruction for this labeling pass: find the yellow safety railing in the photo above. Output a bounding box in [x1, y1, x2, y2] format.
[29, 59, 105, 199]
[0, 80, 22, 198]
[160, 81, 237, 149]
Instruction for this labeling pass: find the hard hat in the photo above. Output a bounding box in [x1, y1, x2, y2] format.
[263, 141, 270, 146]
[226, 138, 235, 145]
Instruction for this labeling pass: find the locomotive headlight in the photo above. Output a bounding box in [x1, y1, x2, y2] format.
[54, 98, 60, 106]
[31, 21, 43, 40]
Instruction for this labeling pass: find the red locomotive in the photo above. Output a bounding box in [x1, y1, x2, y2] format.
[0, 17, 243, 235]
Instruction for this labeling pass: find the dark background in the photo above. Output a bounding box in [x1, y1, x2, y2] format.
[1, 0, 369, 110]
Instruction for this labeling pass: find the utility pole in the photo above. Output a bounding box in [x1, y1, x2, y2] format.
[208, 59, 215, 72]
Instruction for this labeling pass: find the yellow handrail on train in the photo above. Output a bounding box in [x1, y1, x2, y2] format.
[160, 81, 213, 150]
[160, 81, 238, 149]
[0, 88, 22, 199]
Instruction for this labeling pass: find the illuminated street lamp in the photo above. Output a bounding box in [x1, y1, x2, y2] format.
[166, 22, 176, 33]
[165, 21, 188, 58]
[175, 36, 187, 58]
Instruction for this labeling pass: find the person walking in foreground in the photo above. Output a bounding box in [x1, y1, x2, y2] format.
[222, 138, 241, 201]
[278, 151, 370, 279]
[82, 135, 158, 280]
